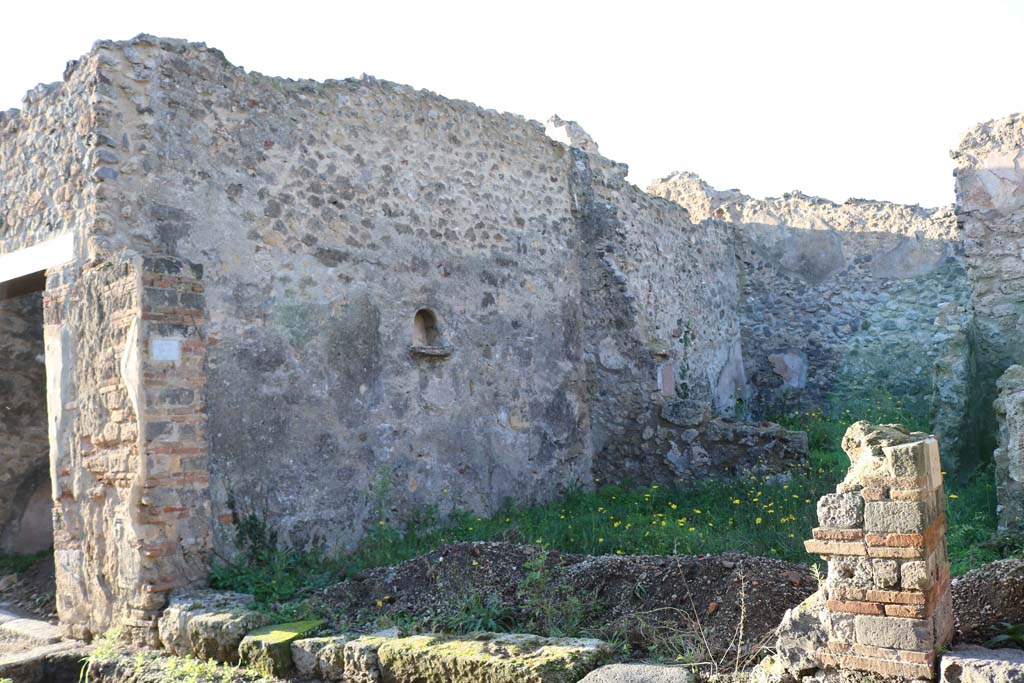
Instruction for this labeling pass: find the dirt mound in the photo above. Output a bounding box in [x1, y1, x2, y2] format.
[952, 558, 1024, 643]
[320, 542, 815, 661]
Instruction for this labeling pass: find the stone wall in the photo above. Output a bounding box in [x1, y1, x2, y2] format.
[575, 153, 767, 485]
[994, 366, 1024, 533]
[83, 37, 596, 554]
[650, 173, 973, 466]
[954, 114, 1024, 466]
[63, 35, 794, 554]
[0, 290, 51, 554]
[0, 51, 98, 256]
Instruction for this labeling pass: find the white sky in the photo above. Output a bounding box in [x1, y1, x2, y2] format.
[1, 0, 1021, 208]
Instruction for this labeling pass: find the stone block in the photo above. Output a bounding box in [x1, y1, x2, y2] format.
[187, 609, 272, 664]
[577, 663, 695, 682]
[854, 614, 933, 652]
[292, 635, 352, 680]
[901, 560, 931, 591]
[157, 590, 256, 657]
[864, 500, 926, 533]
[344, 635, 394, 683]
[238, 620, 323, 676]
[660, 399, 708, 427]
[884, 442, 928, 478]
[375, 632, 615, 683]
[940, 645, 1024, 683]
[817, 493, 864, 529]
[871, 560, 899, 589]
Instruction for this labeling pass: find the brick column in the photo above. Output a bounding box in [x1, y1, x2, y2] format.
[42, 255, 212, 644]
[805, 422, 954, 679]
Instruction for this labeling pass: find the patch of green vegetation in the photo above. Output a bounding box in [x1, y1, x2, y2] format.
[0, 549, 49, 576]
[212, 406, 1006, 607]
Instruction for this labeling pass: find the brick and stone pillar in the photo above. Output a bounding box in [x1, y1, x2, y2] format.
[44, 254, 212, 644]
[812, 422, 953, 679]
[771, 422, 953, 681]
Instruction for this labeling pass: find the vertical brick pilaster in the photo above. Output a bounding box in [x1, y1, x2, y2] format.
[133, 255, 212, 641]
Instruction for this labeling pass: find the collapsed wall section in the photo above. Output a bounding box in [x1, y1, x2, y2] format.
[770, 422, 953, 681]
[651, 174, 972, 466]
[577, 155, 805, 484]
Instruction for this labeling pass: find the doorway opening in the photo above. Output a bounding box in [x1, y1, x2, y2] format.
[0, 270, 56, 622]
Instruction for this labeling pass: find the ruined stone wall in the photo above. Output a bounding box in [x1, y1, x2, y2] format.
[577, 155, 797, 484]
[954, 114, 1024, 464]
[0, 53, 100, 256]
[0, 291, 51, 554]
[773, 423, 953, 681]
[650, 173, 972, 465]
[81, 36, 595, 554]
[57, 36, 788, 552]
[994, 366, 1024, 532]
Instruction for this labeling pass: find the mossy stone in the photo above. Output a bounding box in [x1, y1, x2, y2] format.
[238, 619, 324, 677]
[376, 632, 615, 683]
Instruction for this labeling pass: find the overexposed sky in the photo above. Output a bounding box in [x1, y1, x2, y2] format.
[1, 0, 1020, 208]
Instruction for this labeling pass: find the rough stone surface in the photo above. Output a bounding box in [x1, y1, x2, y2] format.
[954, 116, 1024, 461]
[291, 635, 352, 680]
[157, 589, 256, 656]
[940, 645, 1024, 683]
[344, 635, 395, 683]
[576, 663, 695, 682]
[375, 632, 614, 683]
[995, 365, 1024, 532]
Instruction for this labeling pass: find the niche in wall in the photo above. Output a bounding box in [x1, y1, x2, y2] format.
[410, 307, 453, 358]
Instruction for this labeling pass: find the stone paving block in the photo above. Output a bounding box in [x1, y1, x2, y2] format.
[344, 635, 394, 683]
[940, 645, 1024, 683]
[578, 663, 695, 682]
[292, 634, 351, 680]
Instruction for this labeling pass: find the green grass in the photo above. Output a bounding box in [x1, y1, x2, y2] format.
[0, 549, 49, 576]
[211, 419, 1005, 606]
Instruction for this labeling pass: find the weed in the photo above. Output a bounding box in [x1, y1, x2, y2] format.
[79, 628, 123, 683]
[433, 592, 517, 633]
[986, 622, 1024, 649]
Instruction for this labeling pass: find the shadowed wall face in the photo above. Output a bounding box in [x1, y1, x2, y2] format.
[0, 290, 52, 554]
[650, 173, 973, 467]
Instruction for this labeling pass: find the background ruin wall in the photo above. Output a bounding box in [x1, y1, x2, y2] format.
[650, 173, 975, 466]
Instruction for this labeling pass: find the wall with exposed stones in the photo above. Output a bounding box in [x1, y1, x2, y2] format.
[63, 35, 789, 557]
[0, 290, 51, 554]
[0, 54, 98, 256]
[650, 173, 973, 466]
